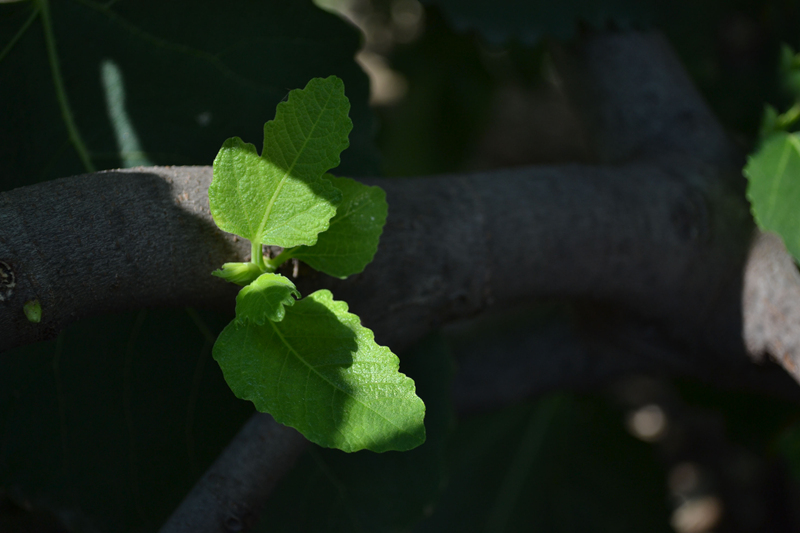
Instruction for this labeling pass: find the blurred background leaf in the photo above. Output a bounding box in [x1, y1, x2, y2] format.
[0, 0, 377, 191]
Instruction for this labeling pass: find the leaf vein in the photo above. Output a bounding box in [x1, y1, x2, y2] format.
[256, 87, 336, 242]
[268, 320, 411, 435]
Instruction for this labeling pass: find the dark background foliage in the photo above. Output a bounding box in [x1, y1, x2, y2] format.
[4, 0, 800, 531]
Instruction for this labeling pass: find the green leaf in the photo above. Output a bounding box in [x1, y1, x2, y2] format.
[211, 261, 263, 286]
[235, 273, 300, 325]
[745, 131, 800, 262]
[213, 290, 426, 453]
[208, 76, 351, 248]
[292, 175, 388, 278]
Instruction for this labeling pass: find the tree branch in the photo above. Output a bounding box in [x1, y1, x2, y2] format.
[744, 231, 800, 376]
[0, 161, 747, 357]
[159, 413, 307, 533]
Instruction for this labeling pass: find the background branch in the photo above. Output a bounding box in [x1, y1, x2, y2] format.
[159, 414, 307, 533]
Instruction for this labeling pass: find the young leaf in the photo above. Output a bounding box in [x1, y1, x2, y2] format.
[208, 76, 351, 248]
[235, 273, 300, 325]
[213, 290, 426, 453]
[292, 175, 388, 278]
[212, 261, 264, 286]
[745, 132, 800, 262]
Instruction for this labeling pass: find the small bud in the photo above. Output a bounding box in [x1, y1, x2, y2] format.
[212, 262, 263, 286]
[24, 299, 41, 323]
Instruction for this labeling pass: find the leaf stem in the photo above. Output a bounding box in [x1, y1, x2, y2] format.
[778, 103, 800, 131]
[251, 241, 267, 271]
[266, 247, 297, 270]
[38, 0, 96, 172]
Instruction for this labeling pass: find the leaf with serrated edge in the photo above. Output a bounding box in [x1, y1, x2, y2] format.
[745, 132, 800, 262]
[236, 273, 300, 325]
[213, 290, 426, 452]
[292, 175, 388, 278]
[209, 76, 350, 248]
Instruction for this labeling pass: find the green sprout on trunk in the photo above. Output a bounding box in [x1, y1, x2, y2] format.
[207, 76, 425, 453]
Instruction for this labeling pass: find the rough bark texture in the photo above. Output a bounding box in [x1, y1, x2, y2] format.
[0, 166, 246, 347]
[3, 30, 800, 532]
[0, 160, 759, 366]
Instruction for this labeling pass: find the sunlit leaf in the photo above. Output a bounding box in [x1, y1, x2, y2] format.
[208, 77, 350, 248]
[211, 261, 263, 286]
[293, 175, 387, 278]
[213, 290, 426, 453]
[235, 273, 299, 325]
[745, 131, 800, 262]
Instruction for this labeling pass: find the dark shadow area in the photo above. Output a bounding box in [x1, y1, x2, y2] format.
[446, 300, 800, 416]
[0, 0, 377, 193]
[0, 306, 254, 532]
